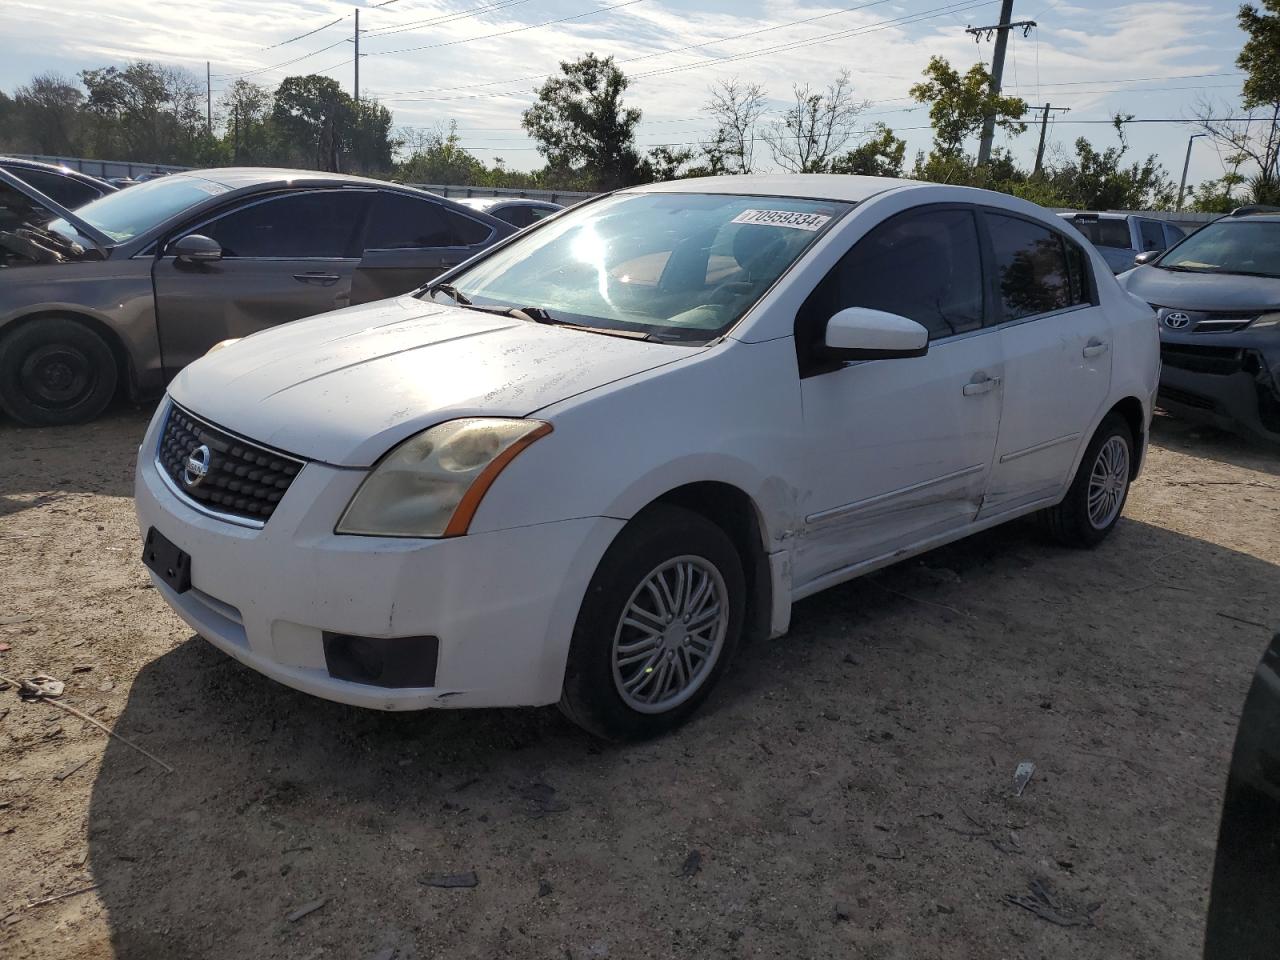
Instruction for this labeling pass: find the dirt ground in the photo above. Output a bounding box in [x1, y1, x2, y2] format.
[1, 405, 1277, 960]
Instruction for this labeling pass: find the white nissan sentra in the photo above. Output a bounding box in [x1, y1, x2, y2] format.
[135, 174, 1158, 739]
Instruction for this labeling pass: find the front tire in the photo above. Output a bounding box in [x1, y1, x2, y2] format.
[0, 318, 118, 426]
[560, 505, 745, 741]
[1042, 413, 1134, 548]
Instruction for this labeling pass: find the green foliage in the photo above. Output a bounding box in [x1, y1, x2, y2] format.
[1187, 175, 1245, 213]
[909, 56, 1027, 161]
[397, 121, 487, 185]
[521, 53, 645, 190]
[1238, 0, 1280, 110]
[829, 123, 906, 177]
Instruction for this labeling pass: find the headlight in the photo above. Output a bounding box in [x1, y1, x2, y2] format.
[336, 418, 552, 538]
[1251, 312, 1280, 330]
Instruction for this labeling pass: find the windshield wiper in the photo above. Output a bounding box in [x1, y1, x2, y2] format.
[429, 282, 472, 305]
[1159, 264, 1213, 273]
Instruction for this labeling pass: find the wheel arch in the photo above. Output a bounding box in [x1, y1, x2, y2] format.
[636, 481, 774, 646]
[0, 309, 134, 399]
[1106, 395, 1147, 478]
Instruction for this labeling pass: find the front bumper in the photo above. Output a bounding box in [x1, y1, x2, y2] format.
[1158, 336, 1280, 445]
[134, 409, 623, 710]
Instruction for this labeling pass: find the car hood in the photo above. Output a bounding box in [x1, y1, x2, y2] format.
[168, 296, 694, 466]
[1119, 265, 1280, 312]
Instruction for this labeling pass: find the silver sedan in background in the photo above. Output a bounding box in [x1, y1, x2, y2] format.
[0, 168, 514, 425]
[455, 196, 563, 228]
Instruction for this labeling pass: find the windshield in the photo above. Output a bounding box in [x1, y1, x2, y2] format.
[1159, 220, 1280, 278]
[48, 175, 231, 244]
[426, 192, 849, 341]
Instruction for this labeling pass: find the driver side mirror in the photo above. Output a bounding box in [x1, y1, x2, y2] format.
[1133, 250, 1160, 266]
[172, 234, 222, 264]
[822, 307, 929, 361]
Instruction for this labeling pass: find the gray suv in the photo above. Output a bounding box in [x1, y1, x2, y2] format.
[1059, 211, 1187, 274]
[0, 167, 514, 425]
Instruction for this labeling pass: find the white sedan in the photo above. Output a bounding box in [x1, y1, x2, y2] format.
[134, 174, 1159, 740]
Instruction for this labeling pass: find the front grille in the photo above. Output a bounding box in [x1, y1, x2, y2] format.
[1160, 343, 1244, 376]
[1192, 313, 1257, 334]
[157, 404, 305, 525]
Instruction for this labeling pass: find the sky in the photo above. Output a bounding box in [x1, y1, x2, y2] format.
[0, 0, 1256, 187]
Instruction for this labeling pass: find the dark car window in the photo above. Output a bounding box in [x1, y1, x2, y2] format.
[447, 208, 493, 246]
[988, 213, 1078, 320]
[493, 205, 532, 228]
[1071, 216, 1131, 249]
[530, 205, 557, 222]
[1064, 238, 1092, 306]
[3, 167, 103, 209]
[365, 192, 453, 248]
[203, 191, 367, 259]
[1158, 220, 1280, 277]
[799, 207, 985, 344]
[1139, 219, 1166, 251]
[1165, 223, 1187, 245]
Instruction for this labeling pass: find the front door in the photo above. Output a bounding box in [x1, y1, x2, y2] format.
[794, 206, 1005, 588]
[152, 189, 370, 374]
[980, 211, 1114, 517]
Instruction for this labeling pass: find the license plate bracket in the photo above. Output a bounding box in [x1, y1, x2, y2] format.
[142, 527, 192, 594]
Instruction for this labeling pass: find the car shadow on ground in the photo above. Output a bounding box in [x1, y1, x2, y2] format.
[0, 403, 154, 517]
[85, 516, 1280, 959]
[1150, 411, 1280, 473]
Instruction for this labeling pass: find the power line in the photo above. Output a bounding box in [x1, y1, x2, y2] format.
[365, 0, 650, 57]
[214, 37, 349, 80]
[363, 0, 536, 37]
[264, 15, 345, 50]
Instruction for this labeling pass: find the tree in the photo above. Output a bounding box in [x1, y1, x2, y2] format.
[829, 123, 906, 177]
[80, 63, 209, 164]
[909, 56, 1027, 162]
[272, 75, 352, 171]
[702, 78, 767, 175]
[522, 53, 644, 190]
[12, 74, 85, 155]
[1047, 118, 1174, 209]
[219, 79, 274, 164]
[643, 145, 698, 181]
[397, 121, 486, 184]
[1196, 1, 1280, 203]
[764, 70, 867, 173]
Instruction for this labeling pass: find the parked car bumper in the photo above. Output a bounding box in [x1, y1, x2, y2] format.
[1157, 339, 1280, 445]
[134, 408, 623, 711]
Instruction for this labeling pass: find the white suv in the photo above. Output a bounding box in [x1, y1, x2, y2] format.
[135, 175, 1159, 740]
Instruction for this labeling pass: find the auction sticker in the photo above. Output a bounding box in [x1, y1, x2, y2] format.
[731, 209, 832, 231]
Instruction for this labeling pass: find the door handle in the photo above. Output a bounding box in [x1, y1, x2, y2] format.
[962, 374, 1001, 397]
[1083, 338, 1110, 359]
[293, 273, 340, 286]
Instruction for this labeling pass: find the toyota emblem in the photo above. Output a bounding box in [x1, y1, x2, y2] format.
[183, 444, 212, 487]
[1164, 311, 1192, 329]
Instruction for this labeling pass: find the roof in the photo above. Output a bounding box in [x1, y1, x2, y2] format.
[0, 155, 111, 184]
[169, 167, 396, 189]
[627, 173, 926, 202]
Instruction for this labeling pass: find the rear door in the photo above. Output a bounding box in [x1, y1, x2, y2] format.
[152, 189, 370, 373]
[350, 191, 499, 304]
[980, 211, 1112, 517]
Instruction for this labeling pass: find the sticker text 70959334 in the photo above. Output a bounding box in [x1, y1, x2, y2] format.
[730, 209, 832, 231]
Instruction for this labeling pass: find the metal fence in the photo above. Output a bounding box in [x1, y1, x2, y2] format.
[406, 183, 596, 204]
[7, 153, 191, 180]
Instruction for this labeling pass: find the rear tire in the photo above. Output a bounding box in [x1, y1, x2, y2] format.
[1041, 413, 1134, 548]
[559, 504, 745, 741]
[0, 318, 118, 426]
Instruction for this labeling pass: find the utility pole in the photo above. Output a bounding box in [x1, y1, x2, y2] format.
[353, 8, 360, 106]
[966, 0, 1037, 166]
[206, 62, 212, 136]
[1177, 133, 1207, 211]
[1032, 103, 1070, 175]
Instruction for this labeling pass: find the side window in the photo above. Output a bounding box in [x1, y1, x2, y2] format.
[446, 207, 493, 246]
[498, 206, 532, 228]
[987, 213, 1072, 320]
[203, 191, 366, 258]
[9, 168, 100, 209]
[1139, 219, 1165, 251]
[1164, 223, 1186, 246]
[529, 205, 556, 222]
[1064, 237, 1092, 306]
[365, 192, 452, 249]
[799, 208, 985, 347]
